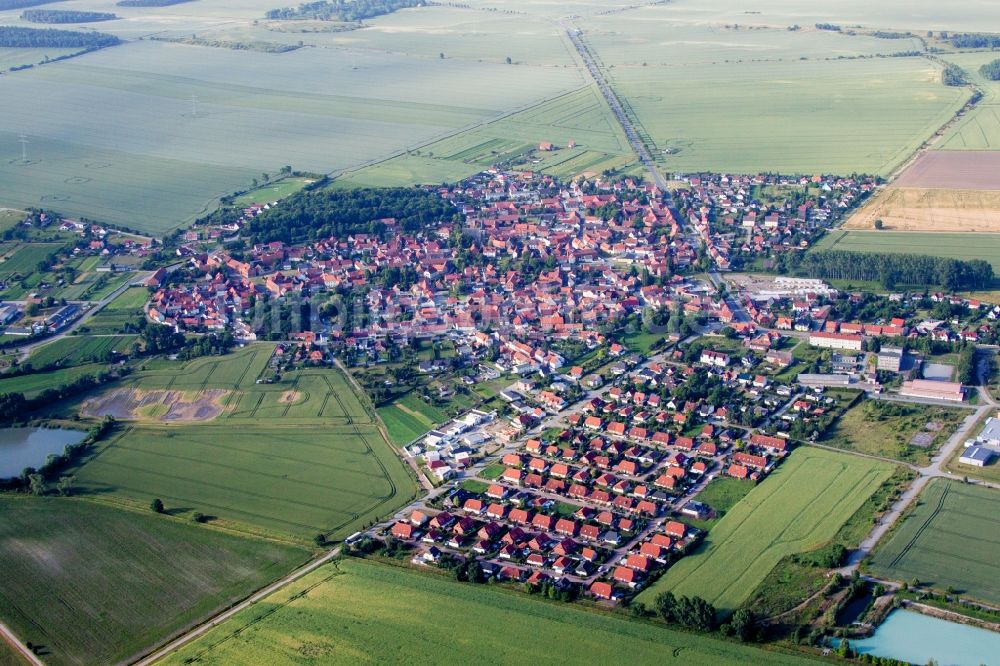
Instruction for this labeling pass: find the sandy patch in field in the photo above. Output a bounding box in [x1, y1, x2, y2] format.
[82, 388, 229, 422]
[844, 187, 1000, 232]
[278, 391, 302, 404]
[0, 538, 66, 574]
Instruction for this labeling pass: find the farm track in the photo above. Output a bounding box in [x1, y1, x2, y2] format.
[322, 373, 354, 424]
[161, 563, 348, 666]
[0, 619, 42, 666]
[887, 483, 950, 569]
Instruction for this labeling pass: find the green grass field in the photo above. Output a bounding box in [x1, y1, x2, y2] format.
[938, 52, 1000, 150]
[78, 286, 147, 334]
[335, 86, 634, 187]
[0, 496, 307, 666]
[605, 57, 967, 177]
[638, 447, 894, 612]
[161, 557, 822, 666]
[686, 476, 755, 530]
[377, 403, 432, 445]
[376, 391, 448, 445]
[29, 335, 139, 368]
[65, 346, 418, 541]
[0, 243, 60, 279]
[868, 480, 1000, 605]
[624, 330, 665, 354]
[821, 399, 968, 465]
[0, 209, 24, 233]
[0, 363, 109, 399]
[814, 230, 1000, 272]
[230, 177, 313, 206]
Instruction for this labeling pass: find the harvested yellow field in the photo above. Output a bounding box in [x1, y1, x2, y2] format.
[844, 187, 1000, 232]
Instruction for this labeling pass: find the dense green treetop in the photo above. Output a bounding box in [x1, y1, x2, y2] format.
[244, 186, 459, 244]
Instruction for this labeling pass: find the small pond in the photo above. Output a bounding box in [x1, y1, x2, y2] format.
[0, 427, 86, 478]
[846, 609, 1000, 666]
[835, 590, 873, 626]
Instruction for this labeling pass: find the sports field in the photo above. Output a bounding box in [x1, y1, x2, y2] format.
[813, 230, 1000, 271]
[161, 558, 822, 666]
[0, 496, 307, 666]
[637, 447, 895, 612]
[868, 480, 1000, 605]
[605, 57, 967, 176]
[69, 346, 418, 541]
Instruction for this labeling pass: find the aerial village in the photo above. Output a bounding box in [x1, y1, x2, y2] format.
[133, 168, 1000, 602]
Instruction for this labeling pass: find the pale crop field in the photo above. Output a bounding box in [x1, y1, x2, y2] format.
[209, 6, 580, 67]
[604, 0, 1000, 33]
[0, 47, 80, 73]
[606, 57, 967, 177]
[0, 40, 580, 235]
[578, 16, 925, 67]
[0, 0, 283, 40]
[637, 447, 894, 612]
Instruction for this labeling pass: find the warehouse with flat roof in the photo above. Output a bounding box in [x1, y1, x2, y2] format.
[900, 379, 965, 402]
[959, 446, 995, 467]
